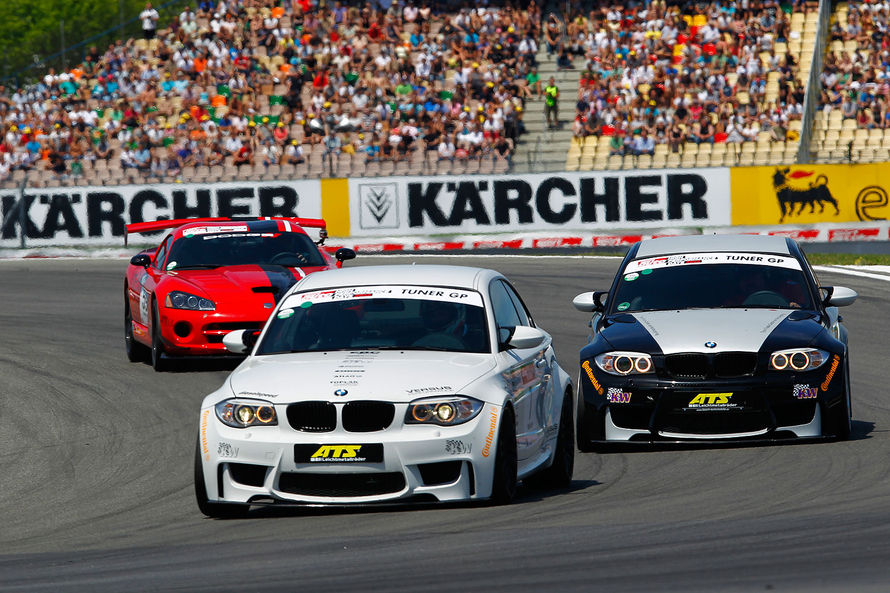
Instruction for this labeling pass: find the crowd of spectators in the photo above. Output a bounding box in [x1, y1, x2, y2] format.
[0, 0, 544, 185]
[820, 1, 890, 130]
[567, 0, 808, 155]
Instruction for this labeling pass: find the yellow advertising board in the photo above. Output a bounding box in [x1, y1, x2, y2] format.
[731, 163, 890, 225]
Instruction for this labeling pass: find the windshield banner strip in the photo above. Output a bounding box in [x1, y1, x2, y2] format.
[282, 286, 484, 309]
[625, 252, 803, 273]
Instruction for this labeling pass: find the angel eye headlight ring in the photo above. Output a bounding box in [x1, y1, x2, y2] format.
[769, 349, 829, 372]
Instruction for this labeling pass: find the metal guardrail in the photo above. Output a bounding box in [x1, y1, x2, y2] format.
[797, 0, 833, 163]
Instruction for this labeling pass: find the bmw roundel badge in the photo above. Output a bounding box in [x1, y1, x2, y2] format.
[334, 389, 348, 397]
[705, 341, 717, 349]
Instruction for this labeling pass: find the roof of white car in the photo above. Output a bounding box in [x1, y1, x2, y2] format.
[635, 234, 792, 258]
[294, 264, 498, 292]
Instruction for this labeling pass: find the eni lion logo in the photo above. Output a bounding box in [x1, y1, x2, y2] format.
[773, 168, 840, 222]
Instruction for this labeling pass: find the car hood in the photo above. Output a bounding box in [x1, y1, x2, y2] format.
[167, 265, 326, 304]
[595, 309, 824, 355]
[228, 350, 496, 403]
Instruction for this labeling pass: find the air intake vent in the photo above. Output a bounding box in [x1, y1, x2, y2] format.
[342, 401, 395, 432]
[278, 472, 406, 497]
[714, 352, 757, 377]
[287, 401, 337, 432]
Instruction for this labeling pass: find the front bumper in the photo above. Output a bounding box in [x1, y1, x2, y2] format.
[578, 367, 846, 443]
[158, 308, 267, 356]
[198, 402, 502, 505]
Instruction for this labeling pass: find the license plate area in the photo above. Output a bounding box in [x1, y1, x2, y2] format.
[294, 443, 383, 464]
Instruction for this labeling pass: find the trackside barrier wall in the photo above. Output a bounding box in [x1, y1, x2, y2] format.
[2, 164, 890, 248]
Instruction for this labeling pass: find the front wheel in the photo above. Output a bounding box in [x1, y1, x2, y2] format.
[824, 360, 852, 440]
[151, 302, 170, 372]
[124, 288, 149, 363]
[489, 406, 517, 504]
[525, 391, 574, 489]
[194, 440, 250, 519]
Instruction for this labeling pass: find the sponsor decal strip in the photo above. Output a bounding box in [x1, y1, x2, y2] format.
[281, 285, 484, 309]
[625, 252, 802, 274]
[821, 355, 841, 391]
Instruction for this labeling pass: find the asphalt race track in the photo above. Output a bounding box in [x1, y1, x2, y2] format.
[1, 255, 889, 592]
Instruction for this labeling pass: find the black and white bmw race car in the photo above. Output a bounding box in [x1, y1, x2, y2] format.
[573, 235, 857, 447]
[195, 265, 574, 516]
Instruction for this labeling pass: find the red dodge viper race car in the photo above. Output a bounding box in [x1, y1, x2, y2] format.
[124, 217, 356, 371]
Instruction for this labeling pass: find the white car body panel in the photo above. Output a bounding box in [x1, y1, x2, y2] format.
[197, 265, 573, 506]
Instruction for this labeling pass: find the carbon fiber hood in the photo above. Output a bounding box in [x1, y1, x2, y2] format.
[631, 309, 794, 354]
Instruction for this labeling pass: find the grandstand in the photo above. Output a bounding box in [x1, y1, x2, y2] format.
[0, 0, 884, 189]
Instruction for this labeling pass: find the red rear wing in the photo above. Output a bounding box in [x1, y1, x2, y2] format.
[125, 217, 328, 244]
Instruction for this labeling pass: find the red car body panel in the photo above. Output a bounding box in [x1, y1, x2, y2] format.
[125, 218, 338, 358]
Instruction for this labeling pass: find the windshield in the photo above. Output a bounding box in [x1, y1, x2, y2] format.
[257, 285, 490, 354]
[612, 252, 814, 312]
[165, 231, 326, 270]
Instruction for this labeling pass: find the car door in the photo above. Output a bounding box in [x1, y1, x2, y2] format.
[489, 279, 551, 464]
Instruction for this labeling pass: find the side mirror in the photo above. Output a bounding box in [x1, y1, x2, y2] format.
[573, 291, 607, 312]
[222, 329, 261, 354]
[822, 286, 858, 307]
[130, 253, 151, 268]
[502, 326, 547, 349]
[335, 247, 356, 269]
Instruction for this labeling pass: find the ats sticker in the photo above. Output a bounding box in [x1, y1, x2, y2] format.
[687, 393, 738, 411]
[581, 360, 603, 395]
[606, 388, 631, 403]
[295, 444, 384, 463]
[821, 355, 841, 391]
[793, 384, 818, 399]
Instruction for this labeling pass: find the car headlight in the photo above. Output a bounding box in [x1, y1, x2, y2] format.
[215, 400, 278, 428]
[165, 290, 215, 311]
[405, 396, 483, 426]
[769, 348, 830, 371]
[595, 351, 654, 376]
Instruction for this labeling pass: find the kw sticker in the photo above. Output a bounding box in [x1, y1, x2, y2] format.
[821, 355, 841, 391]
[687, 393, 738, 410]
[581, 360, 603, 395]
[606, 388, 631, 404]
[793, 384, 818, 399]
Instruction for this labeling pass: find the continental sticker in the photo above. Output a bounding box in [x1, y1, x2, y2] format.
[581, 360, 603, 395]
[200, 409, 210, 461]
[481, 406, 499, 458]
[821, 355, 841, 391]
[687, 393, 738, 411]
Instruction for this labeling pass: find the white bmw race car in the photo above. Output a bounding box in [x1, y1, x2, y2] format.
[195, 265, 574, 516]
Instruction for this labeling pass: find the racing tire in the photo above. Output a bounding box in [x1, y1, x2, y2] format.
[525, 391, 574, 490]
[124, 288, 149, 363]
[489, 406, 518, 504]
[824, 360, 852, 441]
[150, 301, 170, 372]
[194, 440, 250, 519]
[577, 402, 606, 453]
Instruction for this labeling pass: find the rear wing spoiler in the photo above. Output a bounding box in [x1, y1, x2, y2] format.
[124, 217, 328, 246]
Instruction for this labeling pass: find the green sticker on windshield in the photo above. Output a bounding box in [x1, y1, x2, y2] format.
[277, 308, 295, 319]
[641, 268, 653, 275]
[300, 301, 313, 308]
[624, 272, 639, 282]
[617, 302, 630, 311]
[166, 261, 178, 271]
